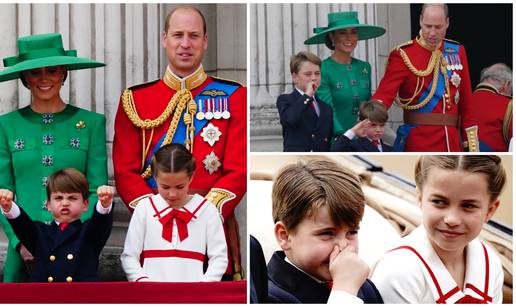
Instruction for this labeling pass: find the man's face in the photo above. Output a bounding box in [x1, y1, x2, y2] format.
[162, 8, 208, 77]
[419, 5, 449, 49]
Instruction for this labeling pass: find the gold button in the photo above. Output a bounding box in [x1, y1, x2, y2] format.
[66, 276, 73, 283]
[48, 276, 53, 283]
[67, 254, 74, 260]
[49, 255, 56, 262]
[311, 134, 315, 138]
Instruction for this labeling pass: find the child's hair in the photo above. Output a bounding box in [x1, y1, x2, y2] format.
[151, 143, 196, 178]
[290, 51, 321, 74]
[46, 168, 89, 200]
[272, 159, 364, 231]
[415, 155, 506, 202]
[359, 100, 388, 123]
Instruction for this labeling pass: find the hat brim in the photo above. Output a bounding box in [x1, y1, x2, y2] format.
[0, 56, 105, 82]
[304, 24, 386, 45]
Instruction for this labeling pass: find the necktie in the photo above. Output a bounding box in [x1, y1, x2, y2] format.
[325, 280, 333, 290]
[59, 223, 69, 231]
[372, 139, 380, 146]
[159, 209, 194, 242]
[311, 99, 320, 117]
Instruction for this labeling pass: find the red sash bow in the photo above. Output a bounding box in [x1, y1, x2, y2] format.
[159, 209, 193, 242]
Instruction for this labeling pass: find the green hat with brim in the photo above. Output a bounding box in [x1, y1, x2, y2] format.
[0, 33, 105, 82]
[304, 11, 385, 46]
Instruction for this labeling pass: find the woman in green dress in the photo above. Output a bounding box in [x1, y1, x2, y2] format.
[0, 33, 108, 282]
[305, 11, 385, 137]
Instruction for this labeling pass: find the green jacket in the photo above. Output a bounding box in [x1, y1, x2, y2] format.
[0, 105, 107, 282]
[317, 57, 372, 136]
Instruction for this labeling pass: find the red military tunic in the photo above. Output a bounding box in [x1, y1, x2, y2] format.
[113, 65, 247, 278]
[372, 36, 473, 152]
[462, 83, 512, 152]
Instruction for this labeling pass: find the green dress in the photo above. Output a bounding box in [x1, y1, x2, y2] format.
[316, 57, 372, 136]
[0, 105, 107, 282]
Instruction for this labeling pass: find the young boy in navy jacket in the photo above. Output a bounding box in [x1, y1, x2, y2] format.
[331, 100, 392, 152]
[0, 168, 114, 282]
[267, 159, 383, 303]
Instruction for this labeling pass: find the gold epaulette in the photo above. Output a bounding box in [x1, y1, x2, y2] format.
[444, 38, 461, 45]
[205, 188, 236, 212]
[503, 100, 512, 144]
[127, 79, 160, 91]
[393, 40, 413, 52]
[212, 76, 244, 87]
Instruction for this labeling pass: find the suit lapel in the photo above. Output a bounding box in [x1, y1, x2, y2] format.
[358, 137, 380, 152]
[49, 220, 82, 250]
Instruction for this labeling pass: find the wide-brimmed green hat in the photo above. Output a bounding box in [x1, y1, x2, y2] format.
[0, 33, 105, 82]
[304, 11, 385, 47]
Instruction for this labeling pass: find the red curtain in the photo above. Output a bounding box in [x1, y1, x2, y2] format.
[0, 281, 246, 303]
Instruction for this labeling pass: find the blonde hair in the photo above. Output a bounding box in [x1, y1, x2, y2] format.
[272, 159, 364, 231]
[415, 155, 506, 201]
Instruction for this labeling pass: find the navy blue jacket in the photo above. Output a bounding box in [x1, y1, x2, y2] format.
[331, 135, 393, 152]
[277, 90, 333, 152]
[267, 251, 383, 303]
[250, 235, 268, 303]
[7, 204, 113, 282]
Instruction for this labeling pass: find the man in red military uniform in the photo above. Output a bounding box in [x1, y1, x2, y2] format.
[372, 4, 472, 152]
[462, 63, 512, 152]
[113, 6, 246, 280]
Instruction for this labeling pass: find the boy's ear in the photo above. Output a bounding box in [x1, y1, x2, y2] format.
[83, 199, 89, 212]
[484, 199, 500, 223]
[416, 186, 423, 209]
[274, 221, 291, 251]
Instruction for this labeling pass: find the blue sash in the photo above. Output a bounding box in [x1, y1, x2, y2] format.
[394, 41, 459, 151]
[144, 80, 239, 188]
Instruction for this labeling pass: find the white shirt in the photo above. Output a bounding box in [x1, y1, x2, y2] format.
[121, 194, 227, 282]
[371, 226, 503, 303]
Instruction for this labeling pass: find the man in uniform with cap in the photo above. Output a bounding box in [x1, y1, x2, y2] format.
[462, 63, 512, 152]
[113, 6, 246, 280]
[372, 3, 472, 152]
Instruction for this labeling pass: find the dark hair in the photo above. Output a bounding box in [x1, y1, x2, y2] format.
[151, 143, 196, 178]
[46, 168, 89, 200]
[415, 155, 506, 202]
[272, 159, 365, 231]
[359, 100, 388, 123]
[20, 66, 68, 89]
[289, 51, 321, 74]
[164, 6, 207, 35]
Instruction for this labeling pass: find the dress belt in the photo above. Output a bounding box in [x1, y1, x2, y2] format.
[404, 112, 458, 127]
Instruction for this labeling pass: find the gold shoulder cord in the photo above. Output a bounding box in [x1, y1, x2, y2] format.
[503, 100, 512, 144]
[121, 89, 197, 179]
[395, 48, 450, 110]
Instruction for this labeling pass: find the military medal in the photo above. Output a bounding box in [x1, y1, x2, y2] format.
[451, 71, 461, 88]
[222, 97, 230, 119]
[456, 55, 463, 70]
[455, 91, 460, 104]
[205, 99, 214, 120]
[196, 99, 205, 120]
[76, 120, 86, 129]
[446, 55, 452, 70]
[213, 98, 222, 119]
[201, 123, 222, 147]
[203, 151, 221, 174]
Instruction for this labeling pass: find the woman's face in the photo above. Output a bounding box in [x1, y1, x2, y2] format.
[22, 66, 66, 102]
[330, 28, 359, 55]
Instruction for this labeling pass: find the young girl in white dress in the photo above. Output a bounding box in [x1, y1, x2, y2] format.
[371, 155, 506, 303]
[121, 144, 227, 282]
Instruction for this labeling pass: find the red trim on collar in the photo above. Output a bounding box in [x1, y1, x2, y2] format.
[390, 243, 491, 303]
[191, 199, 207, 218]
[390, 246, 445, 299]
[135, 276, 149, 282]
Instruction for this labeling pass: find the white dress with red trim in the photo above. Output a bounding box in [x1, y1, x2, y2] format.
[121, 194, 228, 282]
[371, 226, 503, 303]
